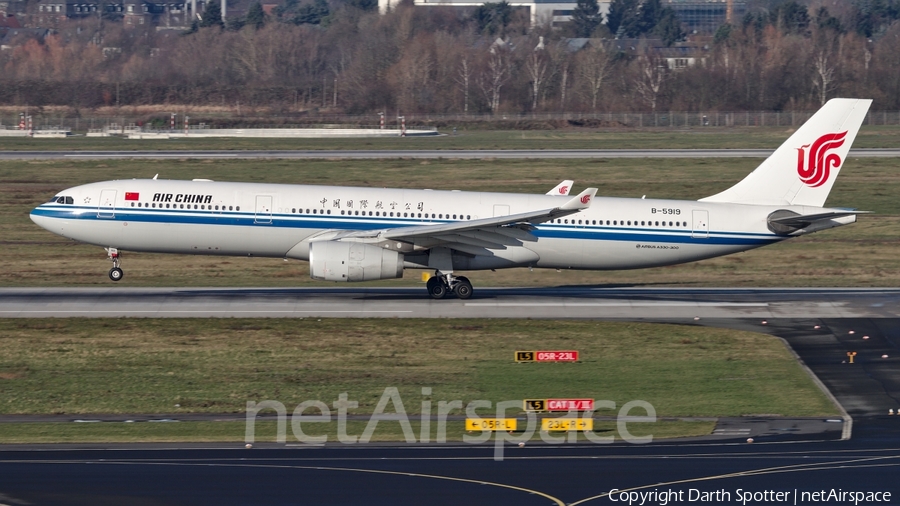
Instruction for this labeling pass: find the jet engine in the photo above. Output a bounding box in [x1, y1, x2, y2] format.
[309, 241, 404, 282]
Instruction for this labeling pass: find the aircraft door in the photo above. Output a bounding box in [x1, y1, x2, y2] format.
[255, 195, 273, 224]
[98, 189, 117, 218]
[691, 210, 709, 239]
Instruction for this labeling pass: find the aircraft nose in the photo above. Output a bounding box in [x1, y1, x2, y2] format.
[30, 208, 53, 231]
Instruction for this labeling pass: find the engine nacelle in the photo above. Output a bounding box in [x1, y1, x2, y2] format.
[309, 241, 404, 282]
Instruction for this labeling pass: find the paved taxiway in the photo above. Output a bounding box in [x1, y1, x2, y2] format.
[1, 148, 899, 160]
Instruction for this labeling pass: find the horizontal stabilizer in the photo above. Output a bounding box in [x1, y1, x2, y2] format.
[767, 209, 868, 234]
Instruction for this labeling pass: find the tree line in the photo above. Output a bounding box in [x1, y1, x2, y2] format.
[1, 0, 899, 114]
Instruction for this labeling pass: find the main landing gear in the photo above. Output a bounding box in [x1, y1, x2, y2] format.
[106, 247, 124, 282]
[426, 272, 473, 300]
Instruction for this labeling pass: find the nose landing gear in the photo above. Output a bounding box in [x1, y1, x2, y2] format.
[106, 247, 124, 282]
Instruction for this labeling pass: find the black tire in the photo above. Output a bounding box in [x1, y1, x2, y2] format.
[454, 278, 473, 299]
[429, 280, 447, 299]
[109, 267, 124, 282]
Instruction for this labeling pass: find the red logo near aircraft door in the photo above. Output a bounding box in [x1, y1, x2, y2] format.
[796, 131, 847, 188]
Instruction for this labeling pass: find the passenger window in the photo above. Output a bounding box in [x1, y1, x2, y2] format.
[131, 202, 134, 207]
[236, 206, 241, 211]
[641, 221, 644, 226]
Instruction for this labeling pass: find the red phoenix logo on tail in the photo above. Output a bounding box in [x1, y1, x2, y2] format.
[796, 131, 847, 188]
[580, 194, 591, 204]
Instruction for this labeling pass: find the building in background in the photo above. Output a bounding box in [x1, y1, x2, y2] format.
[380, 0, 612, 26]
[665, 0, 745, 33]
[385, 0, 743, 33]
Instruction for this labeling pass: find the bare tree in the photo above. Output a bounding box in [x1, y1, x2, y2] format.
[478, 46, 513, 113]
[633, 52, 666, 112]
[811, 48, 835, 106]
[455, 53, 473, 114]
[577, 43, 614, 110]
[525, 43, 548, 111]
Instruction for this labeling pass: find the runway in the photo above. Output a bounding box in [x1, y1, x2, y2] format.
[1, 286, 897, 319]
[1, 148, 899, 160]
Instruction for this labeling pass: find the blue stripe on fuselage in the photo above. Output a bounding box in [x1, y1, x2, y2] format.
[30, 206, 782, 247]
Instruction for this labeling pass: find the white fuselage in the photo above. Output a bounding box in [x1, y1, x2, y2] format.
[31, 178, 837, 273]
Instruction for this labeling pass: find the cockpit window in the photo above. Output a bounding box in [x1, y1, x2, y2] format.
[53, 196, 74, 205]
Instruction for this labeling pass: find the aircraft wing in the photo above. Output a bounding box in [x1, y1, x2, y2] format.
[334, 188, 597, 254]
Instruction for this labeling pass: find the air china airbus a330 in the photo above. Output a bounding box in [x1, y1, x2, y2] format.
[31, 98, 871, 299]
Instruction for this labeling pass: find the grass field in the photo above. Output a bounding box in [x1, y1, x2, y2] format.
[3, 156, 899, 287]
[1, 124, 900, 151]
[0, 319, 833, 442]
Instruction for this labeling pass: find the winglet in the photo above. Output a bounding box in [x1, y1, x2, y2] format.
[546, 180, 575, 196]
[559, 188, 597, 211]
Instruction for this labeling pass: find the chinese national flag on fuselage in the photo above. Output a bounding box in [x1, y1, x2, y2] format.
[125, 192, 139, 201]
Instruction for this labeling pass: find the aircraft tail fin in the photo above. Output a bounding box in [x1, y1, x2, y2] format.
[699, 98, 872, 207]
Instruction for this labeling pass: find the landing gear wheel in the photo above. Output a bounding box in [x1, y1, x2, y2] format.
[428, 277, 448, 299]
[109, 267, 124, 282]
[453, 277, 473, 299]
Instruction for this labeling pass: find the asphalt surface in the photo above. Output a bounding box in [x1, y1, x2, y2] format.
[0, 420, 898, 506]
[0, 286, 896, 319]
[0, 148, 899, 160]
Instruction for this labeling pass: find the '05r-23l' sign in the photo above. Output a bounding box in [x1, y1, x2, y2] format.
[515, 351, 579, 362]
